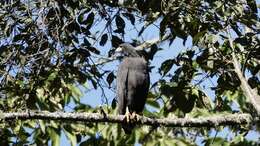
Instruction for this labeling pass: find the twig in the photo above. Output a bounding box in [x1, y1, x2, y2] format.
[95, 56, 118, 66]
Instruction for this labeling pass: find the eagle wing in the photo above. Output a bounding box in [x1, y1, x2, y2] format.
[117, 61, 128, 115]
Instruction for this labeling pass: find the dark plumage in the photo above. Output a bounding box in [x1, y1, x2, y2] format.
[116, 43, 150, 134]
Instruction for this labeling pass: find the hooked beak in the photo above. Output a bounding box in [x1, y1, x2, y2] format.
[111, 46, 123, 58]
[114, 46, 123, 53]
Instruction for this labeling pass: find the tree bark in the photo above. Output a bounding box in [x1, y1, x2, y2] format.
[0, 111, 256, 127]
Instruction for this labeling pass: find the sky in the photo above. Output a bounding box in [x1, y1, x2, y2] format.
[59, 0, 260, 145]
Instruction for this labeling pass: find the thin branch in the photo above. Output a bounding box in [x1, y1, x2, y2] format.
[135, 34, 171, 51]
[0, 111, 256, 127]
[227, 31, 260, 116]
[95, 34, 172, 66]
[95, 56, 117, 66]
[232, 53, 260, 115]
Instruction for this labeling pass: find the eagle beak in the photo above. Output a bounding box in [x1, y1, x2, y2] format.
[112, 46, 123, 58]
[115, 46, 123, 53]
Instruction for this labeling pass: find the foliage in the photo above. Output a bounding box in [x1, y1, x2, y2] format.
[0, 0, 259, 145]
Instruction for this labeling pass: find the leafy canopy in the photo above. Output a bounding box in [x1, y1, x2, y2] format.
[0, 0, 259, 145]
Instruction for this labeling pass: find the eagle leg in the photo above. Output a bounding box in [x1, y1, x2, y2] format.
[122, 109, 135, 134]
[124, 108, 132, 123]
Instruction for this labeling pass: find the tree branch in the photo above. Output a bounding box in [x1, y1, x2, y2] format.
[0, 111, 257, 127]
[232, 53, 260, 116]
[95, 34, 171, 66]
[135, 34, 171, 51]
[227, 31, 260, 116]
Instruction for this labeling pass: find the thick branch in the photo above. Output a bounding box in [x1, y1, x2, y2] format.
[0, 111, 256, 127]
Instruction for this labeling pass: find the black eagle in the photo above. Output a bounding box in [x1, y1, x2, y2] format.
[116, 43, 150, 134]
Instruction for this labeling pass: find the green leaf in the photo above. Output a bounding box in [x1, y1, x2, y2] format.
[39, 120, 46, 134]
[138, 26, 145, 36]
[148, 44, 162, 60]
[111, 35, 123, 48]
[194, 89, 213, 110]
[115, 15, 125, 33]
[47, 72, 58, 81]
[106, 72, 115, 87]
[203, 137, 229, 146]
[111, 98, 117, 109]
[78, 10, 87, 24]
[83, 38, 91, 47]
[47, 127, 60, 146]
[122, 12, 135, 25]
[160, 16, 168, 37]
[146, 98, 160, 109]
[159, 59, 175, 76]
[78, 48, 91, 58]
[99, 33, 108, 46]
[85, 12, 95, 29]
[80, 137, 96, 146]
[87, 46, 100, 54]
[192, 30, 207, 45]
[64, 129, 77, 146]
[67, 84, 82, 103]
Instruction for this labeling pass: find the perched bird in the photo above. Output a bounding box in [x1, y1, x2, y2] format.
[115, 43, 150, 134]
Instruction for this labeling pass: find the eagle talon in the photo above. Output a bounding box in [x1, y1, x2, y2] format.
[124, 110, 132, 123]
[131, 112, 138, 122]
[124, 112, 140, 124]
